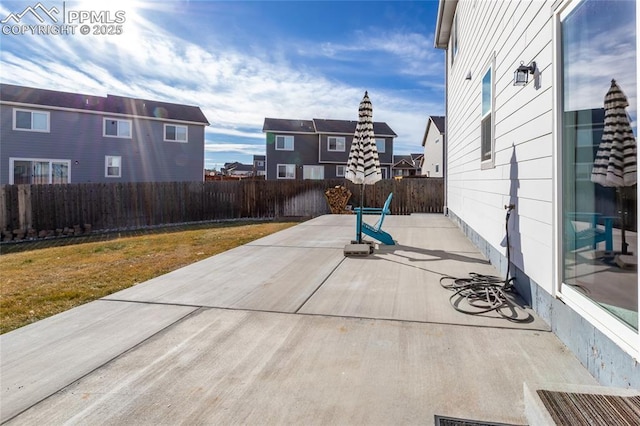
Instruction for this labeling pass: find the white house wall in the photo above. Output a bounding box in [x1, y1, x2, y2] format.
[446, 0, 554, 291]
[422, 124, 443, 177]
[442, 0, 640, 387]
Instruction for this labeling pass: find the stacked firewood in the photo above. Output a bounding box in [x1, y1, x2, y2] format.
[325, 186, 352, 214]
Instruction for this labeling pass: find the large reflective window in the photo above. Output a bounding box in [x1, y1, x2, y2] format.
[562, 0, 637, 330]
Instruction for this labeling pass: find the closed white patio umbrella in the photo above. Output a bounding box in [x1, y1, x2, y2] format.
[591, 79, 637, 255]
[345, 91, 382, 243]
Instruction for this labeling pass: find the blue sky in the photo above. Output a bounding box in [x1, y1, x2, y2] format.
[0, 0, 445, 170]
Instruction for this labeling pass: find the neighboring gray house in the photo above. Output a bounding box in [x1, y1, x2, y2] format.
[222, 161, 254, 177]
[420, 115, 445, 177]
[392, 154, 423, 177]
[0, 84, 209, 184]
[262, 118, 397, 180]
[252, 155, 266, 177]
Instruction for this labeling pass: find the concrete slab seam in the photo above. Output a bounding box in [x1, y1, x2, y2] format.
[1, 306, 202, 424]
[294, 256, 348, 314]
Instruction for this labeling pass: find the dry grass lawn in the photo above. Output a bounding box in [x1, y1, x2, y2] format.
[0, 221, 296, 334]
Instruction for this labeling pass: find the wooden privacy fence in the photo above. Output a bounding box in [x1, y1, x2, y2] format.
[0, 178, 444, 235]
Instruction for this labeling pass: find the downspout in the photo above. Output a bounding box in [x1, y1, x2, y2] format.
[443, 53, 449, 216]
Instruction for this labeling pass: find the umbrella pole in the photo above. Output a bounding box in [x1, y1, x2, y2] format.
[619, 188, 629, 254]
[358, 184, 364, 243]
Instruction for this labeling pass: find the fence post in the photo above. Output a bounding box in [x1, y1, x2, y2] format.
[0, 186, 5, 231]
[17, 184, 32, 231]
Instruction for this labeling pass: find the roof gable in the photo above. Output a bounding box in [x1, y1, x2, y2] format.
[0, 84, 209, 124]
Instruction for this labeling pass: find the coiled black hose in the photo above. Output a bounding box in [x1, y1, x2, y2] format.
[440, 205, 531, 322]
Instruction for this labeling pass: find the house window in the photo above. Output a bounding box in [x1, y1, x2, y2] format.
[13, 109, 49, 132]
[452, 12, 458, 65]
[375, 138, 386, 153]
[255, 160, 264, 167]
[277, 164, 295, 179]
[560, 0, 637, 338]
[336, 165, 346, 177]
[104, 118, 132, 138]
[164, 124, 188, 142]
[303, 165, 324, 180]
[10, 158, 69, 184]
[328, 137, 345, 152]
[105, 156, 122, 178]
[480, 61, 494, 168]
[275, 135, 294, 151]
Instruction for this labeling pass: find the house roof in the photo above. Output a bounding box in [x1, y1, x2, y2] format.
[422, 115, 446, 147]
[262, 118, 316, 133]
[262, 117, 397, 137]
[223, 162, 254, 171]
[312, 119, 397, 137]
[392, 155, 421, 169]
[434, 0, 458, 49]
[430, 116, 445, 133]
[0, 83, 209, 124]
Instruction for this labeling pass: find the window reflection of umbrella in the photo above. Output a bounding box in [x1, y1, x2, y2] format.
[591, 79, 637, 255]
[345, 91, 382, 243]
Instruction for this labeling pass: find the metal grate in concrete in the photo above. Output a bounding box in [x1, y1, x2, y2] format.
[434, 415, 522, 426]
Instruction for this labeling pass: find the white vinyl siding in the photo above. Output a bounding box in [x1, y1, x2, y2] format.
[13, 108, 49, 132]
[275, 135, 294, 151]
[103, 118, 131, 138]
[164, 124, 188, 142]
[444, 0, 554, 290]
[277, 164, 295, 179]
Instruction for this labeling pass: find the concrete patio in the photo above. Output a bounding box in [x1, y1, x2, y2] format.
[1, 214, 600, 425]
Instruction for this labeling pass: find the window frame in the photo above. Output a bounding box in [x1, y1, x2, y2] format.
[164, 123, 188, 143]
[13, 108, 50, 133]
[375, 138, 386, 153]
[328, 136, 346, 152]
[554, 0, 639, 360]
[451, 11, 459, 65]
[480, 55, 496, 169]
[336, 164, 346, 177]
[9, 158, 70, 184]
[303, 165, 324, 180]
[276, 163, 295, 179]
[105, 155, 122, 178]
[275, 135, 294, 151]
[103, 118, 132, 139]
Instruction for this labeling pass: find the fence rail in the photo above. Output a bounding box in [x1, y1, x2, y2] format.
[0, 178, 444, 236]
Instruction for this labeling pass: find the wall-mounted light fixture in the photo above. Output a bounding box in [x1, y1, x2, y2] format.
[513, 61, 536, 86]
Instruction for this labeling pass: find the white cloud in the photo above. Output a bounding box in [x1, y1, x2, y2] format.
[205, 143, 264, 155]
[205, 127, 263, 140]
[0, 5, 444, 158]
